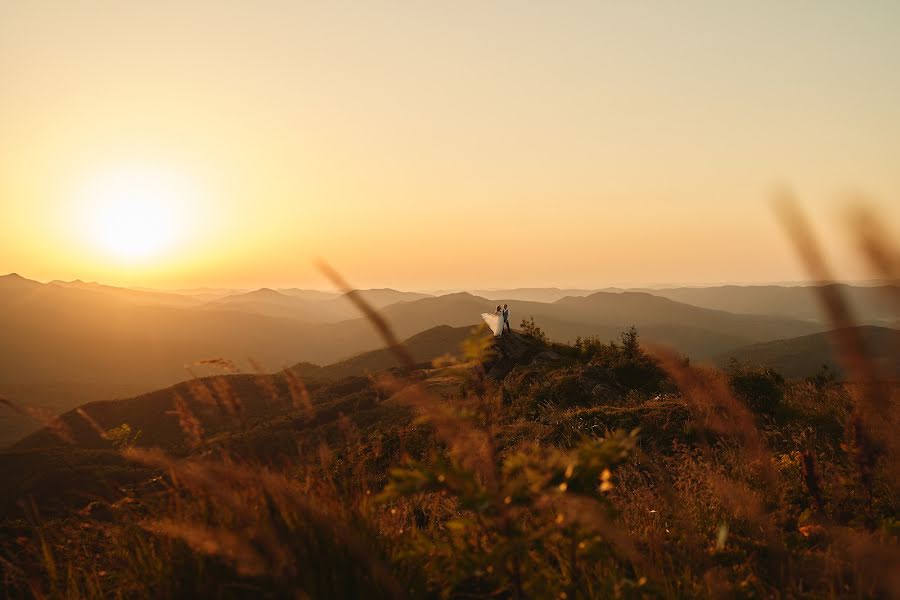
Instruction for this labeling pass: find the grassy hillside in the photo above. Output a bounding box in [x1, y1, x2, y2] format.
[716, 325, 900, 379]
[0, 275, 375, 444]
[12, 325, 475, 451]
[0, 276, 828, 446]
[291, 324, 474, 381]
[11, 275, 896, 453]
[554, 291, 822, 347]
[2, 325, 896, 598]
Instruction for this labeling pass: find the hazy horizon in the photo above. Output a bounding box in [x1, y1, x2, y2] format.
[5, 269, 897, 295]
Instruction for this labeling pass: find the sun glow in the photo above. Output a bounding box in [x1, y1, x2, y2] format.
[78, 165, 193, 261]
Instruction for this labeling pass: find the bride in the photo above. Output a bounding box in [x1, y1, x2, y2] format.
[481, 305, 504, 337]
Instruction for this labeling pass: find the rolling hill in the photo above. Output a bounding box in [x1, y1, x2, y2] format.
[715, 325, 900, 379]
[11, 372, 293, 451]
[48, 279, 204, 308]
[0, 274, 368, 444]
[12, 325, 476, 451]
[341, 288, 434, 308]
[467, 288, 599, 303]
[3, 321, 894, 599]
[0, 273, 834, 446]
[290, 324, 474, 381]
[207, 288, 353, 322]
[275, 288, 342, 301]
[208, 287, 434, 322]
[7, 293, 810, 449]
[0, 275, 341, 388]
[340, 291, 825, 359]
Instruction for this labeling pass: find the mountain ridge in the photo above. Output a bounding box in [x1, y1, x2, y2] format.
[3, 276, 878, 446]
[715, 325, 900, 379]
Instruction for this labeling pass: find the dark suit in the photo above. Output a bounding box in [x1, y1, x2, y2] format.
[502, 308, 510, 331]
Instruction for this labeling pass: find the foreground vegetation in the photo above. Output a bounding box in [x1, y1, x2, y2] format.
[1, 313, 896, 598]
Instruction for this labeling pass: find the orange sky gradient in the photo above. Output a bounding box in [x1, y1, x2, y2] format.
[1, 1, 898, 290]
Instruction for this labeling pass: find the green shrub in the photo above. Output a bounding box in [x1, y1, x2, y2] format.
[380, 428, 640, 597]
[104, 423, 141, 449]
[585, 328, 669, 397]
[519, 316, 548, 343]
[726, 360, 785, 414]
[507, 328, 671, 415]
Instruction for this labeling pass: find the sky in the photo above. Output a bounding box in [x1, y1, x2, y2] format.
[1, 1, 898, 290]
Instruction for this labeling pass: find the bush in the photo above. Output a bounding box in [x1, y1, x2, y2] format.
[506, 329, 671, 414]
[519, 316, 548, 343]
[583, 328, 670, 397]
[104, 423, 141, 449]
[726, 360, 785, 414]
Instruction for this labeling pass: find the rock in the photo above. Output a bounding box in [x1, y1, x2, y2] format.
[532, 350, 562, 364]
[591, 384, 618, 404]
[484, 332, 550, 380]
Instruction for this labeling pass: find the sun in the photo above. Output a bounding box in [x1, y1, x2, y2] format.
[79, 165, 191, 261]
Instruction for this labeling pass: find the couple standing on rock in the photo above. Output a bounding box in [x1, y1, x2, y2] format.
[481, 304, 510, 337]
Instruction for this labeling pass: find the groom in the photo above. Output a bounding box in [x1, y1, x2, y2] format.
[502, 304, 511, 332]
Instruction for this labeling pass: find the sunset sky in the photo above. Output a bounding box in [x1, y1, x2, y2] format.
[1, 1, 898, 290]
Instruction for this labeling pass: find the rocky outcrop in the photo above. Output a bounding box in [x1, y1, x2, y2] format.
[484, 331, 562, 380]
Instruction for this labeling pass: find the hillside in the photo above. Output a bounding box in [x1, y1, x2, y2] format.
[5, 330, 584, 498]
[12, 373, 295, 451]
[716, 325, 900, 379]
[553, 291, 821, 343]
[291, 325, 474, 381]
[350, 291, 823, 359]
[0, 276, 357, 386]
[11, 325, 474, 450]
[2, 369, 399, 513]
[0, 275, 838, 446]
[4, 326, 896, 598]
[0, 275, 366, 444]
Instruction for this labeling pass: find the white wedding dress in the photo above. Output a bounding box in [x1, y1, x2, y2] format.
[481, 311, 504, 336]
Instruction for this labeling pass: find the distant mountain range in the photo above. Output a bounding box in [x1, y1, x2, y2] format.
[452, 284, 899, 325]
[1, 272, 896, 445]
[344, 290, 824, 357]
[208, 288, 433, 322]
[48, 279, 205, 307]
[0, 274, 336, 444]
[644, 284, 898, 326]
[467, 288, 601, 303]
